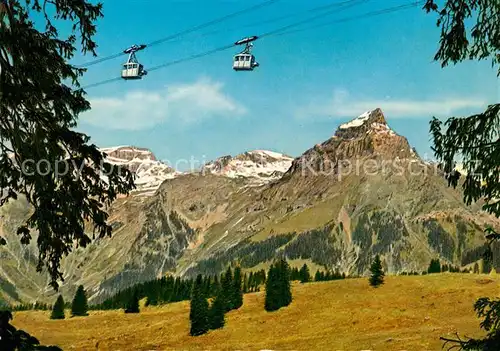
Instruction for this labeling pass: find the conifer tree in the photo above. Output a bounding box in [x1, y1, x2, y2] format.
[265, 264, 279, 311]
[248, 272, 254, 292]
[265, 258, 292, 311]
[474, 262, 480, 274]
[232, 266, 243, 310]
[299, 263, 311, 283]
[221, 266, 233, 311]
[277, 258, 292, 307]
[209, 287, 225, 330]
[71, 285, 89, 317]
[369, 255, 385, 288]
[314, 270, 321, 282]
[125, 289, 140, 313]
[243, 273, 248, 293]
[427, 259, 441, 274]
[189, 274, 209, 336]
[50, 295, 65, 320]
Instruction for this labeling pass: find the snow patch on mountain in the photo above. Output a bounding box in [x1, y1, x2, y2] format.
[100, 146, 179, 196]
[202, 150, 293, 185]
[339, 110, 373, 129]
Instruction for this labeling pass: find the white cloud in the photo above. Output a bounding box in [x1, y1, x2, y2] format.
[295, 88, 488, 120]
[80, 77, 246, 130]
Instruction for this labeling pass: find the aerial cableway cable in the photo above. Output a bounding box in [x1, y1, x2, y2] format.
[198, 0, 371, 38]
[77, 0, 282, 68]
[258, 0, 370, 38]
[274, 1, 426, 37]
[81, 1, 423, 91]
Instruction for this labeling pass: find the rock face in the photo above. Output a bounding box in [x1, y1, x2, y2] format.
[287, 108, 415, 177]
[1, 108, 499, 305]
[100, 146, 179, 196]
[202, 150, 294, 185]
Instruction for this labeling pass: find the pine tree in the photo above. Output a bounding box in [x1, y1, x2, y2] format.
[50, 295, 65, 320]
[71, 285, 89, 317]
[369, 255, 385, 288]
[189, 274, 209, 336]
[314, 270, 321, 282]
[299, 263, 311, 283]
[125, 289, 140, 313]
[208, 288, 225, 330]
[232, 266, 243, 310]
[265, 258, 292, 312]
[265, 264, 279, 311]
[221, 266, 233, 311]
[427, 259, 441, 274]
[278, 258, 292, 307]
[474, 262, 480, 274]
[243, 273, 248, 293]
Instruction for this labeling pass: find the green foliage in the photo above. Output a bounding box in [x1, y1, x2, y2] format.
[243, 270, 266, 293]
[232, 266, 243, 310]
[424, 1, 500, 349]
[285, 225, 342, 267]
[94, 275, 195, 310]
[265, 258, 292, 312]
[428, 259, 442, 274]
[71, 285, 88, 317]
[314, 269, 346, 282]
[299, 263, 311, 283]
[50, 295, 65, 320]
[423, 0, 500, 75]
[186, 234, 295, 277]
[189, 275, 209, 336]
[0, 0, 136, 290]
[0, 310, 62, 350]
[10, 301, 51, 312]
[369, 255, 384, 287]
[208, 287, 225, 330]
[424, 220, 456, 261]
[124, 289, 140, 314]
[220, 266, 233, 312]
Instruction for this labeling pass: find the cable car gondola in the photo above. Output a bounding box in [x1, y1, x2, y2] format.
[121, 44, 148, 80]
[233, 36, 259, 71]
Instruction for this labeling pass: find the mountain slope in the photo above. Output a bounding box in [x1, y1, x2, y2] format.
[1, 109, 499, 304]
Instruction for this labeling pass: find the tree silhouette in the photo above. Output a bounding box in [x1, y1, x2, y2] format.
[50, 295, 65, 320]
[209, 287, 225, 330]
[71, 285, 89, 317]
[189, 274, 209, 336]
[423, 1, 500, 348]
[0, 0, 135, 291]
[232, 266, 243, 310]
[428, 259, 441, 274]
[299, 263, 311, 283]
[221, 266, 233, 312]
[124, 289, 140, 314]
[265, 258, 292, 312]
[369, 255, 385, 288]
[0, 310, 62, 350]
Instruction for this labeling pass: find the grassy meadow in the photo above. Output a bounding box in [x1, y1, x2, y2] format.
[11, 273, 500, 350]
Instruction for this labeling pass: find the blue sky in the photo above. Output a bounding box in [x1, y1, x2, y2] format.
[73, 0, 499, 169]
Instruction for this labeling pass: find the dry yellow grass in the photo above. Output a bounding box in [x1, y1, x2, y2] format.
[11, 273, 500, 351]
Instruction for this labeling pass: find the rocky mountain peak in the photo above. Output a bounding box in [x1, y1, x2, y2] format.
[100, 146, 179, 196]
[286, 109, 417, 177]
[202, 150, 293, 185]
[334, 108, 391, 140]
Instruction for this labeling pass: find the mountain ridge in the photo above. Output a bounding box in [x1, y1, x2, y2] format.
[1, 108, 499, 305]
